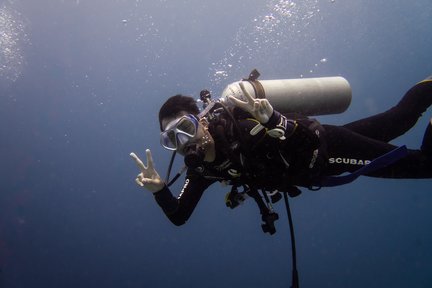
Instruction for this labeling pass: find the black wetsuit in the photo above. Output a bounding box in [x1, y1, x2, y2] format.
[154, 79, 432, 226]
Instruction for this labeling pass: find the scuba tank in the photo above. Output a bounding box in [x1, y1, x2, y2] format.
[220, 70, 352, 116]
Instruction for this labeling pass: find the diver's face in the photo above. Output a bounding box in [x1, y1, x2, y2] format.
[161, 112, 212, 156]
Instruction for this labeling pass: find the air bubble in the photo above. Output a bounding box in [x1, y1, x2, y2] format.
[0, 3, 28, 84]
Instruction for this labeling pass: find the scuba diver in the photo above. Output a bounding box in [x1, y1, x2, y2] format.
[130, 74, 432, 230]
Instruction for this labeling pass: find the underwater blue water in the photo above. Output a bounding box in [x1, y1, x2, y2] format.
[1, 0, 432, 287]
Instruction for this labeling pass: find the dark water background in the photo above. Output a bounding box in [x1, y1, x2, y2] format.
[1, 0, 432, 287]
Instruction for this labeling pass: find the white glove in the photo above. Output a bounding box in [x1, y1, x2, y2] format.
[130, 149, 164, 193]
[228, 82, 274, 124]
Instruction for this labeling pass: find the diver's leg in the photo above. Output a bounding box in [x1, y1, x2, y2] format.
[323, 125, 432, 178]
[343, 77, 432, 142]
[421, 118, 432, 157]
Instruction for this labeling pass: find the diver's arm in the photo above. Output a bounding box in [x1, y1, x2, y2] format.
[153, 173, 214, 226]
[130, 149, 213, 225]
[263, 110, 298, 139]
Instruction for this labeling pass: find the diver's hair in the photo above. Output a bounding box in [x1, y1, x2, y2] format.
[159, 94, 200, 131]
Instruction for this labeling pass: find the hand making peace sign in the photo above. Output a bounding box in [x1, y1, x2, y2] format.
[228, 82, 274, 124]
[130, 149, 164, 193]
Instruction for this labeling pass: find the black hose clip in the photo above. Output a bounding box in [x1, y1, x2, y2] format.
[225, 185, 249, 209]
[261, 210, 279, 235]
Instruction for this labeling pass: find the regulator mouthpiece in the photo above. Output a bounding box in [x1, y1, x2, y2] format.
[184, 144, 205, 169]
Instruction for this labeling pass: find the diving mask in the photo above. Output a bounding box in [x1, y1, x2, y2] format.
[160, 114, 199, 151]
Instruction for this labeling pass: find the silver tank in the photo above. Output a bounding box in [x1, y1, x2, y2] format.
[220, 76, 352, 116]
